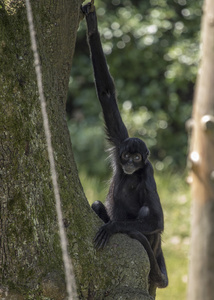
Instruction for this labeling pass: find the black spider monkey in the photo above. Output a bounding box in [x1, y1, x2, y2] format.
[81, 2, 168, 289]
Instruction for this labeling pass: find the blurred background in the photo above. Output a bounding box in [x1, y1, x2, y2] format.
[67, 0, 202, 299]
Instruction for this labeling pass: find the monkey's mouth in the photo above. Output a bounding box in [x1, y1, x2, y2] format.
[122, 165, 137, 175]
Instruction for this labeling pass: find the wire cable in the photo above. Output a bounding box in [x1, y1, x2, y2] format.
[25, 1, 78, 299]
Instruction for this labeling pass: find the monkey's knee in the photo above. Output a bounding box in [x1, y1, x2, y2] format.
[91, 201, 110, 223]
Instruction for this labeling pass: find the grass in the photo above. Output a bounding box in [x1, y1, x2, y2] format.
[155, 173, 191, 300]
[79, 170, 191, 300]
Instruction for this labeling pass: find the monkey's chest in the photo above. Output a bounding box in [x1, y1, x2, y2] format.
[113, 180, 142, 220]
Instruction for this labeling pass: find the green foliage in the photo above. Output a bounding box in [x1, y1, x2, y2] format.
[68, 0, 203, 176]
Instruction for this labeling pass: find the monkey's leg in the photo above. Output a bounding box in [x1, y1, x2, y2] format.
[92, 200, 110, 223]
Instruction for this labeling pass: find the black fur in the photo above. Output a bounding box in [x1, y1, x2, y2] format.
[82, 3, 168, 289]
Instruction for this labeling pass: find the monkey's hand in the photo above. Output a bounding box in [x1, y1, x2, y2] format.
[94, 221, 114, 249]
[81, 2, 98, 36]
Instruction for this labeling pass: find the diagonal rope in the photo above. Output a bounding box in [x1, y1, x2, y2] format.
[25, 1, 78, 299]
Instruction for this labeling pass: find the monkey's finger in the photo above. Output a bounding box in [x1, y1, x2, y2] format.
[101, 234, 110, 248]
[94, 236, 102, 249]
[94, 227, 105, 242]
[97, 233, 109, 249]
[81, 3, 92, 15]
[94, 229, 106, 248]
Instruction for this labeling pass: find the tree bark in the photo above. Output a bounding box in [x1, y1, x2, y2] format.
[188, 1, 214, 299]
[0, 1, 154, 299]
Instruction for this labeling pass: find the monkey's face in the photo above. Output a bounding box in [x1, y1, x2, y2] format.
[120, 152, 144, 174]
[119, 137, 149, 175]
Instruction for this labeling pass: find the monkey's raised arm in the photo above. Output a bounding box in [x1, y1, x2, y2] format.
[82, 4, 128, 146]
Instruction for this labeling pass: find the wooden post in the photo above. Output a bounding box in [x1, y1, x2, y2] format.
[188, 0, 214, 299]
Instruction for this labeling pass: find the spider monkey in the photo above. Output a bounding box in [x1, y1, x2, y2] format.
[81, 2, 168, 289]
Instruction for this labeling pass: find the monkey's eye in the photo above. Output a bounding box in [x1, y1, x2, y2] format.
[122, 152, 130, 161]
[133, 153, 142, 162]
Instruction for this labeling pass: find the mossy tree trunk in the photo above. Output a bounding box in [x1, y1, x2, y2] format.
[0, 1, 154, 299]
[188, 0, 214, 299]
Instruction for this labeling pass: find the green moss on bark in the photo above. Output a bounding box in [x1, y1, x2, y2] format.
[0, 1, 156, 299]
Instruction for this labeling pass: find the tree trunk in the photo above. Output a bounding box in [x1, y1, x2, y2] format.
[0, 1, 154, 299]
[188, 0, 214, 299]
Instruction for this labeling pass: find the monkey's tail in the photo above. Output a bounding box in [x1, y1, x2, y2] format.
[127, 231, 168, 288]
